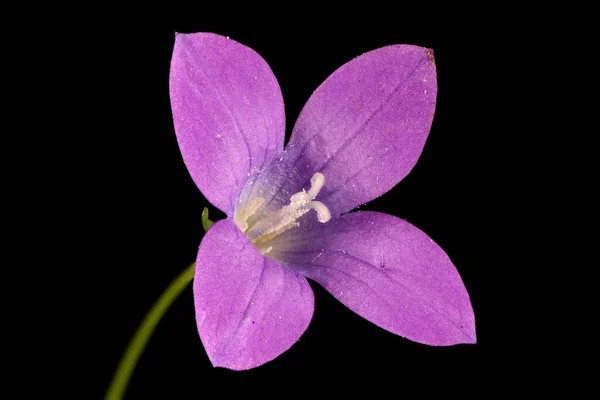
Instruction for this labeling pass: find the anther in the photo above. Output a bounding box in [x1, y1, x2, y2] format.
[234, 172, 332, 247]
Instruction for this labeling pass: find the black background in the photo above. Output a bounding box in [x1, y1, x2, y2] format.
[72, 16, 506, 398]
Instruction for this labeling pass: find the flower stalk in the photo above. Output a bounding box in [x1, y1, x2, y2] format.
[105, 263, 195, 400]
[105, 208, 213, 399]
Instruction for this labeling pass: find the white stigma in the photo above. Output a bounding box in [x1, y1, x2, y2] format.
[234, 172, 331, 254]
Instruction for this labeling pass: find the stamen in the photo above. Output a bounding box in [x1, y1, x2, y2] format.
[260, 246, 273, 255]
[234, 172, 331, 249]
[234, 197, 264, 232]
[254, 221, 299, 245]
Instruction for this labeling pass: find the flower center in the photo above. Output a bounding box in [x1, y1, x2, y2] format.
[234, 172, 331, 254]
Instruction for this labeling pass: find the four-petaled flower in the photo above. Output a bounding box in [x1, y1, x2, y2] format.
[169, 32, 475, 370]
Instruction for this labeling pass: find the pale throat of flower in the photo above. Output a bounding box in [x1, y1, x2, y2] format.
[234, 172, 331, 255]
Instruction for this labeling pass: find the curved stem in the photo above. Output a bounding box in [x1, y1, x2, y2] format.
[105, 262, 196, 400]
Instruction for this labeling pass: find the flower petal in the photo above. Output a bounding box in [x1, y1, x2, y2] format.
[270, 211, 475, 346]
[194, 219, 314, 370]
[259, 45, 437, 216]
[170, 33, 285, 216]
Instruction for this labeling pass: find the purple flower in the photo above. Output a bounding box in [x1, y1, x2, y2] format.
[169, 32, 475, 370]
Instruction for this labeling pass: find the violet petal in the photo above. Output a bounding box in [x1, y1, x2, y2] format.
[170, 33, 285, 216]
[270, 211, 475, 345]
[194, 219, 314, 370]
[278, 45, 437, 216]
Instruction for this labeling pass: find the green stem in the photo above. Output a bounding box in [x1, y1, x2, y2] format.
[105, 262, 196, 400]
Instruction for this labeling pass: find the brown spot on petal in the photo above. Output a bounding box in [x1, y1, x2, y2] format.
[425, 49, 435, 64]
